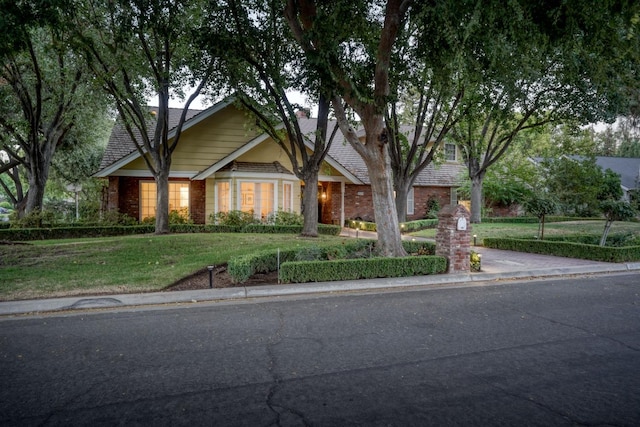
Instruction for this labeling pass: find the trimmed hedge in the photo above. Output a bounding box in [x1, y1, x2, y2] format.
[279, 256, 447, 283]
[227, 240, 373, 283]
[483, 237, 640, 263]
[227, 239, 437, 284]
[400, 219, 439, 233]
[0, 223, 341, 241]
[480, 216, 599, 224]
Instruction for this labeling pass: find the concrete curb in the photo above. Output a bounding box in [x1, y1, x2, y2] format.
[1, 263, 638, 317]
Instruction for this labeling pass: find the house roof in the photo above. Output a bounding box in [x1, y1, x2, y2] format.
[592, 156, 640, 190]
[297, 117, 465, 187]
[98, 107, 204, 172]
[97, 103, 464, 188]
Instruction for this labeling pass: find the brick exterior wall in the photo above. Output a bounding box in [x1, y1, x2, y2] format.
[435, 204, 471, 273]
[111, 177, 207, 223]
[189, 180, 206, 224]
[119, 177, 144, 221]
[409, 187, 451, 221]
[339, 184, 453, 223]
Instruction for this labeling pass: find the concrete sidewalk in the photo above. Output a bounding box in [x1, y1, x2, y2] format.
[1, 232, 639, 317]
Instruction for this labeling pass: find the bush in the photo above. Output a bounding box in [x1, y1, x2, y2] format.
[226, 239, 436, 284]
[210, 210, 259, 226]
[266, 210, 304, 225]
[479, 216, 594, 224]
[425, 197, 440, 219]
[345, 219, 377, 231]
[400, 219, 439, 233]
[483, 237, 640, 263]
[10, 210, 57, 228]
[279, 256, 447, 283]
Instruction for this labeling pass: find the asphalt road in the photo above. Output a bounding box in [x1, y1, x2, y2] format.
[1, 273, 639, 426]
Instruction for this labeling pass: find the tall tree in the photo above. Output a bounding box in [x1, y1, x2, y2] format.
[206, 0, 337, 236]
[448, 0, 640, 223]
[285, 0, 411, 256]
[385, 5, 465, 222]
[73, 0, 219, 234]
[0, 0, 101, 218]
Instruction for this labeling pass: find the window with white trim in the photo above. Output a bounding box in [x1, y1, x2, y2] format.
[407, 187, 415, 215]
[216, 181, 230, 213]
[283, 182, 293, 212]
[445, 143, 457, 161]
[239, 181, 275, 219]
[140, 181, 189, 220]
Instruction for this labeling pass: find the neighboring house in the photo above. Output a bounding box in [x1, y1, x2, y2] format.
[94, 99, 465, 225]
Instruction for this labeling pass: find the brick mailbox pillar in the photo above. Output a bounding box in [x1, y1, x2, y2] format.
[436, 204, 471, 273]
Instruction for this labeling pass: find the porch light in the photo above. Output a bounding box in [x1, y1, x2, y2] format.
[321, 192, 327, 200]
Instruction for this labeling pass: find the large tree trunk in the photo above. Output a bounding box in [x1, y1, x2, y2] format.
[469, 171, 485, 224]
[23, 144, 54, 218]
[155, 169, 170, 235]
[301, 175, 319, 237]
[394, 178, 411, 223]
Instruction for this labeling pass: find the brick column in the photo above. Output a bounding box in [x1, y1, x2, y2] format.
[435, 204, 471, 273]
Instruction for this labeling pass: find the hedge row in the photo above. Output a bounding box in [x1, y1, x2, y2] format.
[279, 256, 447, 283]
[0, 223, 342, 241]
[227, 239, 437, 284]
[400, 219, 439, 233]
[480, 216, 599, 224]
[483, 237, 640, 263]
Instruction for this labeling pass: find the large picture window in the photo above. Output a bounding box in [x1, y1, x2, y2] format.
[140, 181, 190, 220]
[239, 181, 275, 219]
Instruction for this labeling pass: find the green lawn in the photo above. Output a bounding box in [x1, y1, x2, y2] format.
[0, 233, 347, 301]
[410, 220, 640, 244]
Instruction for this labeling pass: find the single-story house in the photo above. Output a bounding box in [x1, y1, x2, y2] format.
[94, 98, 465, 225]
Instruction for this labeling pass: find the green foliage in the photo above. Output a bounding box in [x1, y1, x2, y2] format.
[483, 238, 640, 263]
[523, 194, 559, 239]
[226, 239, 435, 284]
[279, 256, 447, 283]
[345, 219, 377, 232]
[266, 210, 304, 226]
[400, 219, 439, 233]
[479, 216, 586, 224]
[470, 250, 481, 272]
[425, 197, 440, 219]
[210, 210, 259, 226]
[601, 200, 637, 223]
[543, 157, 622, 216]
[10, 209, 57, 228]
[523, 196, 559, 219]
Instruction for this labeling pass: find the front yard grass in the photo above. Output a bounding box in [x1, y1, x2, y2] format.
[0, 233, 347, 301]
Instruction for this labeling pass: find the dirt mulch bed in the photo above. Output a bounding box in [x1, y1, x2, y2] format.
[165, 264, 280, 291]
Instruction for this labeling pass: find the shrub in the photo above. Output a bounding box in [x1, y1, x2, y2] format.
[279, 256, 447, 283]
[211, 210, 259, 226]
[11, 209, 57, 228]
[345, 219, 376, 231]
[400, 219, 439, 233]
[425, 197, 440, 219]
[483, 237, 640, 263]
[266, 210, 304, 225]
[226, 239, 436, 284]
